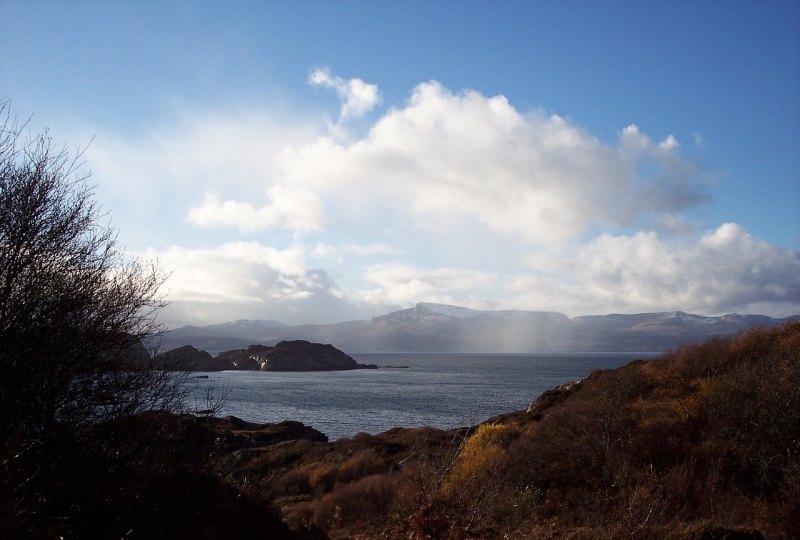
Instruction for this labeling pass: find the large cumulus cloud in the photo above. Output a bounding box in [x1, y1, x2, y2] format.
[513, 223, 800, 317]
[277, 81, 707, 244]
[144, 242, 363, 326]
[84, 71, 797, 324]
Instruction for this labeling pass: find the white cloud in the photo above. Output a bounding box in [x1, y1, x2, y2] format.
[83, 108, 320, 246]
[619, 124, 680, 156]
[514, 223, 800, 316]
[312, 241, 402, 260]
[659, 134, 679, 152]
[143, 241, 366, 326]
[336, 222, 799, 319]
[88, 79, 706, 251]
[149, 241, 309, 303]
[309, 67, 381, 121]
[278, 82, 706, 245]
[359, 263, 497, 308]
[90, 109, 316, 194]
[187, 185, 325, 233]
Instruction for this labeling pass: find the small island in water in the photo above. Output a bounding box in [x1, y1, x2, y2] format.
[154, 339, 378, 372]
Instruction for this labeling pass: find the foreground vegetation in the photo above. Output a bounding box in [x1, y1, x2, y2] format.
[239, 322, 799, 539]
[3, 323, 797, 538]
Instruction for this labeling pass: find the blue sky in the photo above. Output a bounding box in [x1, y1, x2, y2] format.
[1, 1, 798, 325]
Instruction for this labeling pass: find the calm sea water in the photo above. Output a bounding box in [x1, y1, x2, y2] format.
[188, 352, 659, 441]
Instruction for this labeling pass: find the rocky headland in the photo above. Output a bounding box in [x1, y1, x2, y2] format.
[155, 339, 377, 372]
[154, 344, 231, 371]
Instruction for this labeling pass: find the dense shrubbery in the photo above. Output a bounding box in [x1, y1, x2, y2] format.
[489, 323, 799, 538]
[229, 323, 798, 539]
[2, 412, 296, 538]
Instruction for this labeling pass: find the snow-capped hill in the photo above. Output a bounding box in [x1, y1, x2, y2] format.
[415, 302, 486, 319]
[662, 311, 718, 324]
[371, 303, 482, 324]
[415, 303, 569, 322]
[164, 319, 289, 343]
[163, 305, 799, 354]
[222, 319, 289, 330]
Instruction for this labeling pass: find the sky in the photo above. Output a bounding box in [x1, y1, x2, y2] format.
[1, 1, 799, 327]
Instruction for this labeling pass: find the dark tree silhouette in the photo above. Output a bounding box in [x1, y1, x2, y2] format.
[0, 103, 299, 539]
[0, 101, 181, 449]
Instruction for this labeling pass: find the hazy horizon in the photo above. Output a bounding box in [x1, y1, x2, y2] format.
[163, 301, 799, 332]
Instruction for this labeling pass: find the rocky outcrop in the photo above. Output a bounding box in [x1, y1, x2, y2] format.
[154, 345, 231, 371]
[526, 378, 584, 419]
[157, 340, 376, 372]
[216, 340, 377, 371]
[216, 344, 271, 370]
[260, 340, 377, 371]
[197, 415, 328, 448]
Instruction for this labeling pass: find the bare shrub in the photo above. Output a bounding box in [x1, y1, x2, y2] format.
[312, 473, 401, 532]
[0, 101, 177, 449]
[702, 344, 800, 492]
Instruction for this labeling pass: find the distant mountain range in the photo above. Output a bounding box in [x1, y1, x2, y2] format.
[159, 302, 799, 355]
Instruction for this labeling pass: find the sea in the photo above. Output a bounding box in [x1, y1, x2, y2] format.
[187, 352, 661, 441]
